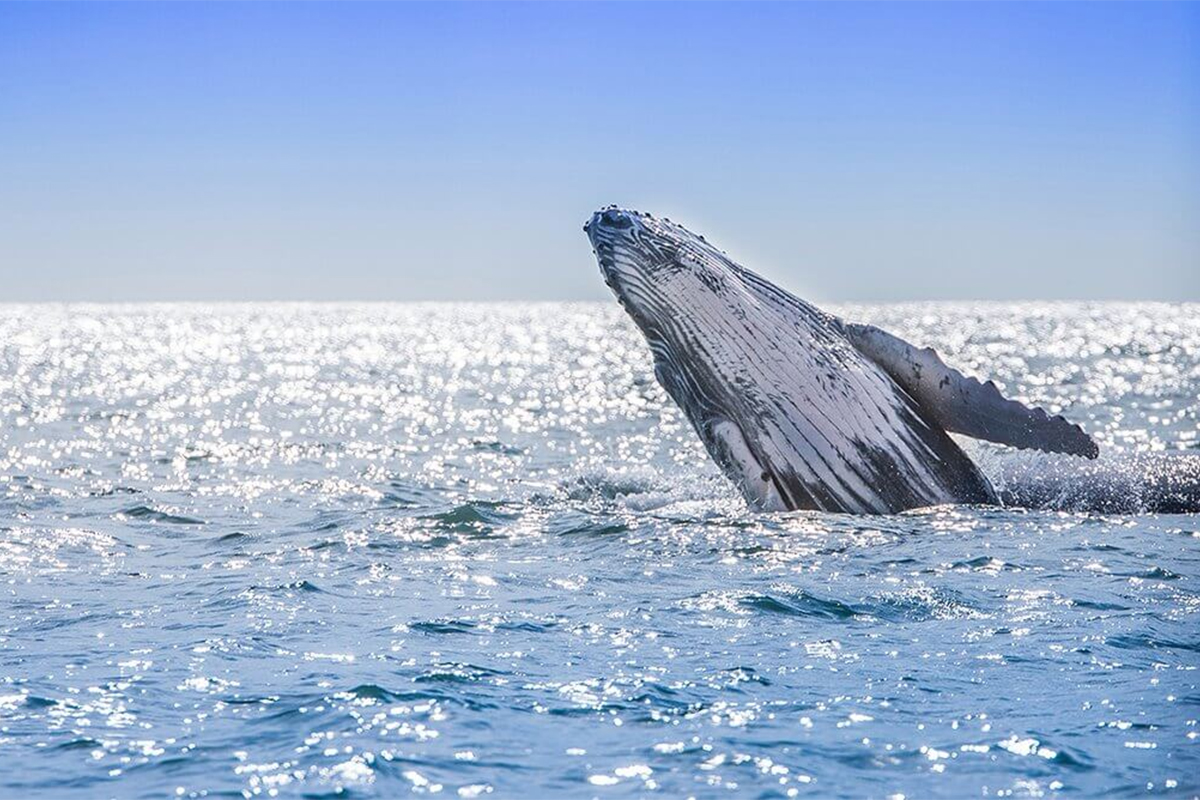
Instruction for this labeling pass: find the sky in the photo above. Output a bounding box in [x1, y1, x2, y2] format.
[1, 2, 1197, 302]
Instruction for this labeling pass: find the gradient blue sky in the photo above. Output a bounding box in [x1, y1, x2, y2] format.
[1, 2, 1197, 302]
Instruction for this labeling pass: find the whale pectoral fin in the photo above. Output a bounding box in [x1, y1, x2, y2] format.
[844, 322, 1099, 459]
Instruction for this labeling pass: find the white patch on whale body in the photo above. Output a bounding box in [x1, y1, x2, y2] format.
[710, 420, 788, 512]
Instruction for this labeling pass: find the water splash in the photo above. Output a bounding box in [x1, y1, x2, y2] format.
[984, 448, 1200, 513]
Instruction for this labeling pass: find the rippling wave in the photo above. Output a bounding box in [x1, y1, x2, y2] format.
[0, 302, 1196, 798]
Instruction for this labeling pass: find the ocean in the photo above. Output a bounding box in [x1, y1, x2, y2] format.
[1, 302, 1197, 798]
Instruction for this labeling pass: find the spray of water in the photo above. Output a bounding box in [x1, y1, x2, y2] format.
[972, 444, 1200, 514]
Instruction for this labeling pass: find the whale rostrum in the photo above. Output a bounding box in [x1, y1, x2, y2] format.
[584, 206, 1098, 514]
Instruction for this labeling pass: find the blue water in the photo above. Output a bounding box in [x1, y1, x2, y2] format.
[1, 302, 1197, 799]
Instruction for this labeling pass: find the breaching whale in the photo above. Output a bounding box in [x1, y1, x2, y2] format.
[584, 206, 1099, 514]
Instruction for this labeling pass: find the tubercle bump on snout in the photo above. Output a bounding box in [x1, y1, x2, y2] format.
[587, 206, 658, 226]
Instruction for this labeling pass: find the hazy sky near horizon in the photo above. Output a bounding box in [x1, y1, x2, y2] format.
[1, 2, 1197, 302]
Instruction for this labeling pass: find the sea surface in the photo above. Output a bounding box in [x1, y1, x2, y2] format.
[1, 302, 1197, 799]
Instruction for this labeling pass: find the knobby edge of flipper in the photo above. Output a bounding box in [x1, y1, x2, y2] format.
[844, 322, 1099, 460]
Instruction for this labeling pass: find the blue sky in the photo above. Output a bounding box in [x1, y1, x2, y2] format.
[1, 2, 1196, 301]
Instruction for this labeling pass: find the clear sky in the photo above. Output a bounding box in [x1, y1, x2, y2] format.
[1, 2, 1197, 302]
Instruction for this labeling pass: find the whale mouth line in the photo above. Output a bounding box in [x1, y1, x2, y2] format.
[595, 254, 618, 290]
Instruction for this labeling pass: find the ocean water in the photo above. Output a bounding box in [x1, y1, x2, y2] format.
[0, 301, 1197, 800]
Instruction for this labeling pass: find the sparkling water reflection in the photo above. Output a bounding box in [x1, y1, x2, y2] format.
[0, 302, 1197, 798]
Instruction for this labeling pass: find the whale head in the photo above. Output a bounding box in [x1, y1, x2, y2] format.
[585, 205, 807, 509]
[584, 206, 744, 345]
[584, 205, 748, 395]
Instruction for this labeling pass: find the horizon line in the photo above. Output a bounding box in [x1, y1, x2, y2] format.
[2, 298, 1196, 306]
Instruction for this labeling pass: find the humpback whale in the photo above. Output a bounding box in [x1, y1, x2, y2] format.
[584, 206, 1099, 514]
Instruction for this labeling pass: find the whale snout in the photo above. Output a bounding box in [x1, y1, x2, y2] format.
[584, 206, 639, 238]
[585, 207, 655, 317]
[598, 207, 634, 230]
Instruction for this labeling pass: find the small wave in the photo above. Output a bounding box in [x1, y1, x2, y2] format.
[119, 505, 205, 525]
[24, 696, 57, 709]
[282, 579, 325, 593]
[419, 502, 517, 532]
[1072, 599, 1130, 611]
[54, 737, 100, 750]
[414, 662, 508, 684]
[469, 439, 524, 455]
[495, 619, 559, 633]
[241, 579, 327, 596]
[743, 591, 860, 620]
[994, 734, 1095, 771]
[546, 510, 629, 537]
[88, 485, 140, 497]
[382, 480, 446, 509]
[557, 469, 660, 502]
[1122, 565, 1181, 580]
[342, 684, 400, 703]
[687, 585, 985, 623]
[410, 619, 478, 635]
[869, 587, 986, 621]
[1106, 633, 1200, 653]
